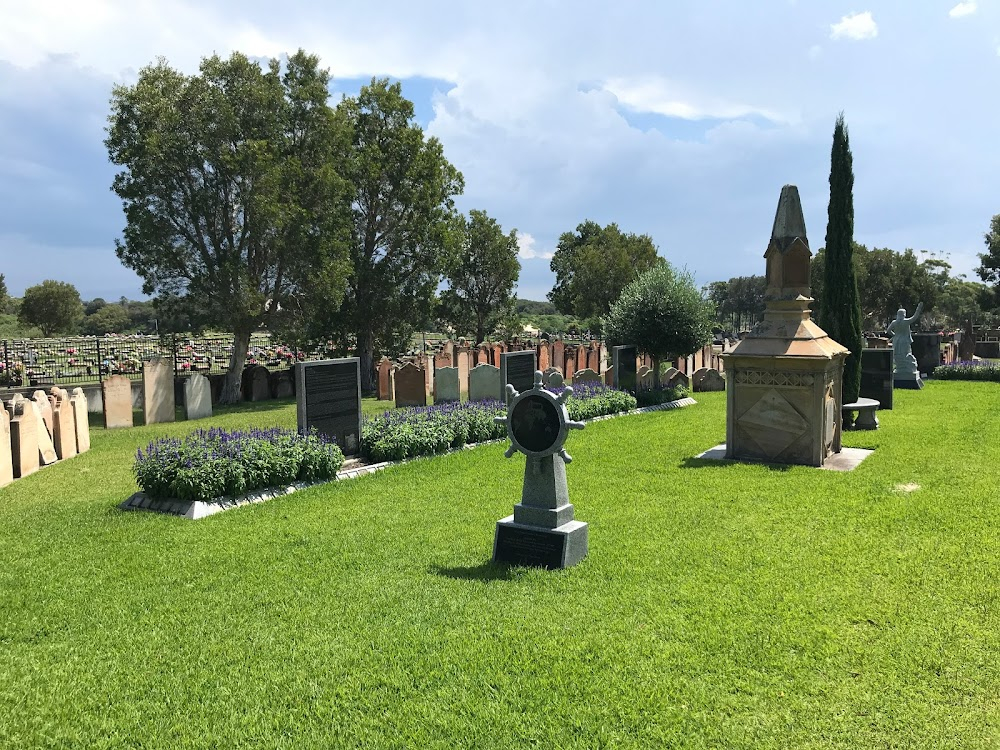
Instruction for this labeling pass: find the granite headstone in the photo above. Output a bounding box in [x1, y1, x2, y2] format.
[296, 358, 362, 456]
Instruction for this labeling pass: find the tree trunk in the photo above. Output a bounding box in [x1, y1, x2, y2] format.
[652, 355, 662, 391]
[220, 326, 252, 405]
[358, 326, 376, 395]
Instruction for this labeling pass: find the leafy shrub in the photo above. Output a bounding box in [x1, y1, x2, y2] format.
[635, 385, 687, 407]
[361, 384, 640, 461]
[134, 427, 344, 502]
[934, 361, 1000, 382]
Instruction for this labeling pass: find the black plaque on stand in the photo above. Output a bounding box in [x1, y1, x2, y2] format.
[500, 350, 537, 403]
[860, 348, 893, 410]
[495, 523, 566, 569]
[613, 345, 638, 392]
[296, 358, 361, 455]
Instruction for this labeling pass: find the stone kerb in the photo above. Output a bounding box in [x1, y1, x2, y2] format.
[434, 366, 461, 403]
[468, 363, 502, 403]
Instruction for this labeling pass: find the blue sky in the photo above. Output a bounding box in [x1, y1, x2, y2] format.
[1, 0, 998, 302]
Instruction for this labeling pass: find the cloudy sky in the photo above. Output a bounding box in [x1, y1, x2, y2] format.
[1, 0, 998, 302]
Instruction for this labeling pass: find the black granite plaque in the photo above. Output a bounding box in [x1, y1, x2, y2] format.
[613, 345, 638, 392]
[494, 523, 565, 569]
[860, 348, 893, 410]
[501, 351, 536, 402]
[511, 395, 560, 453]
[911, 333, 941, 376]
[297, 359, 361, 455]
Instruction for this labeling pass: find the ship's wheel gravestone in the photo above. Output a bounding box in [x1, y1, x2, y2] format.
[492, 371, 588, 569]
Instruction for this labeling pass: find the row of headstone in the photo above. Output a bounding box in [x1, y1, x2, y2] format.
[2, 387, 91, 487]
[99, 359, 216, 430]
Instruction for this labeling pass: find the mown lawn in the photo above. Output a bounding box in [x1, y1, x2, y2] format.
[2, 383, 999, 748]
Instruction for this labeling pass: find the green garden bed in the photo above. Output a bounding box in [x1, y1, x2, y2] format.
[1, 383, 999, 747]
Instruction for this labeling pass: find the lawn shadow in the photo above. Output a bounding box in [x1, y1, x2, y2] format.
[431, 561, 523, 582]
[680, 455, 792, 472]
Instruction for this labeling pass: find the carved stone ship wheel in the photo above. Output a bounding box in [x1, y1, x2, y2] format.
[498, 370, 585, 463]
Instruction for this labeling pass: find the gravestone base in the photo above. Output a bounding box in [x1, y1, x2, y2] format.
[894, 376, 924, 390]
[493, 517, 588, 570]
[513, 501, 576, 528]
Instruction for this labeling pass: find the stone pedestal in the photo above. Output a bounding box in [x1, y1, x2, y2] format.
[893, 351, 924, 389]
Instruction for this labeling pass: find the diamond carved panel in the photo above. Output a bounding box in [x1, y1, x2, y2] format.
[738, 389, 807, 458]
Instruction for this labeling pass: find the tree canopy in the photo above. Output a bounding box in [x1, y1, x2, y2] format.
[604, 263, 714, 387]
[105, 49, 351, 402]
[330, 78, 464, 391]
[548, 221, 663, 322]
[439, 210, 520, 344]
[704, 275, 766, 333]
[18, 280, 83, 337]
[976, 214, 1000, 314]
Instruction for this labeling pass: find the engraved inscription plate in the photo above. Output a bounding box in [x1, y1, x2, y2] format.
[298, 359, 361, 455]
[494, 524, 566, 569]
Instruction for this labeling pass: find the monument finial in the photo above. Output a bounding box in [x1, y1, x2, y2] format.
[770, 184, 809, 252]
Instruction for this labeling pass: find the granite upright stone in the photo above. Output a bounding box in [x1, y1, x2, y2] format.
[296, 358, 362, 456]
[143, 356, 175, 424]
[469, 363, 502, 402]
[434, 366, 461, 403]
[102, 374, 134, 429]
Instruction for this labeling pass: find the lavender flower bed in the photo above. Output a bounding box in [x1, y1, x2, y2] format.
[134, 427, 344, 502]
[360, 383, 639, 462]
[933, 361, 1000, 382]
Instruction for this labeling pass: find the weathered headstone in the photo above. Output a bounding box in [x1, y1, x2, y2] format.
[552, 339, 565, 372]
[243, 365, 271, 401]
[377, 357, 394, 400]
[500, 350, 537, 404]
[860, 348, 893, 411]
[612, 345, 638, 392]
[29, 400, 57, 465]
[468, 363, 502, 402]
[48, 387, 77, 461]
[604, 365, 615, 386]
[692, 367, 726, 392]
[564, 347, 577, 381]
[102, 374, 134, 429]
[270, 370, 294, 399]
[454, 348, 471, 401]
[572, 368, 601, 384]
[69, 388, 91, 453]
[7, 395, 40, 478]
[434, 366, 460, 403]
[143, 356, 175, 424]
[183, 373, 213, 420]
[668, 370, 690, 391]
[637, 366, 654, 390]
[32, 390, 53, 437]
[660, 366, 679, 388]
[0, 408, 12, 488]
[296, 358, 362, 456]
[541, 367, 563, 387]
[493, 371, 588, 569]
[538, 343, 550, 373]
[394, 362, 427, 408]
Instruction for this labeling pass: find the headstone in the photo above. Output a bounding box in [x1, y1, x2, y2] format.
[604, 365, 615, 386]
[572, 368, 601, 384]
[394, 363, 427, 408]
[538, 343, 550, 373]
[377, 357, 394, 400]
[660, 366, 679, 388]
[142, 356, 175, 424]
[29, 400, 57, 465]
[48, 387, 77, 460]
[32, 390, 53, 437]
[911, 332, 941, 377]
[637, 366, 654, 390]
[667, 370, 690, 391]
[541, 367, 563, 387]
[434, 352, 452, 370]
[468, 363, 502, 402]
[552, 339, 565, 372]
[0, 408, 12, 488]
[243, 364, 271, 401]
[564, 347, 577, 381]
[296, 358, 362, 456]
[612, 345, 638, 392]
[500, 350, 537, 404]
[434, 366, 461, 403]
[494, 371, 588, 569]
[183, 373, 213, 420]
[102, 374, 134, 429]
[69, 388, 91, 453]
[599, 342, 608, 373]
[692, 367, 725, 392]
[454, 348, 471, 401]
[270, 370, 294, 399]
[6, 395, 40, 478]
[586, 346, 600, 373]
[860, 348, 893, 410]
[423, 353, 435, 397]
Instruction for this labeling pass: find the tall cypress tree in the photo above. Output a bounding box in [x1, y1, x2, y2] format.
[819, 113, 864, 403]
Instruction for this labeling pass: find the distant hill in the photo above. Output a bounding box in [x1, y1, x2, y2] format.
[515, 299, 558, 316]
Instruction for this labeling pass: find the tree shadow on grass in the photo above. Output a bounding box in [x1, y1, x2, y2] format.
[680, 455, 792, 472]
[431, 561, 526, 582]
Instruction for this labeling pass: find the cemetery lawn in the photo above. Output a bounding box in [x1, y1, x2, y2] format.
[2, 383, 999, 748]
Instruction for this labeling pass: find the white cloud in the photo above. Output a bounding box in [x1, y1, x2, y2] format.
[516, 232, 553, 261]
[830, 11, 878, 41]
[603, 76, 787, 123]
[949, 2, 977, 18]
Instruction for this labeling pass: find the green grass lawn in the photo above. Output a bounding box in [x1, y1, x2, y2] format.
[3, 383, 999, 748]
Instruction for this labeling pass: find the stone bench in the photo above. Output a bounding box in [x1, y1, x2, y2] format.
[842, 397, 880, 430]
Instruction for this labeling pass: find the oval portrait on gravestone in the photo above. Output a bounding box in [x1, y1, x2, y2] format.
[510, 394, 561, 454]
